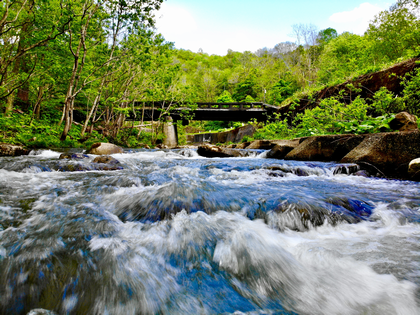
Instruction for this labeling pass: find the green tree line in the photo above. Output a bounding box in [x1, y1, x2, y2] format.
[0, 0, 419, 148]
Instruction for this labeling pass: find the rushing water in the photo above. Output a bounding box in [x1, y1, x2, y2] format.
[0, 148, 419, 315]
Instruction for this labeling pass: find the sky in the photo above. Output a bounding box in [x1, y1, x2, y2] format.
[154, 0, 392, 56]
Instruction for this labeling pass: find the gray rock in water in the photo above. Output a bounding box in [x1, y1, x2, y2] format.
[86, 142, 123, 155]
[178, 149, 195, 157]
[354, 170, 370, 177]
[59, 153, 89, 160]
[197, 144, 249, 158]
[333, 164, 360, 175]
[0, 143, 30, 156]
[91, 155, 123, 171]
[265, 165, 309, 177]
[92, 155, 120, 165]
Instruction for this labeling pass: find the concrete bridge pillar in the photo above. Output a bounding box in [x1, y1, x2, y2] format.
[163, 116, 178, 148]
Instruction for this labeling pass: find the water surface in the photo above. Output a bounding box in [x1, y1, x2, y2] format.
[0, 149, 419, 314]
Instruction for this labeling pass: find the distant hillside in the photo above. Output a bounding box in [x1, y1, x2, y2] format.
[277, 57, 420, 119]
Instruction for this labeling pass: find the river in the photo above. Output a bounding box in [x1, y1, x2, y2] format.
[0, 148, 419, 315]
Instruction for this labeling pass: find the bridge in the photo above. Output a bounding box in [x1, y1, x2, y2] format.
[130, 101, 279, 122]
[128, 101, 279, 148]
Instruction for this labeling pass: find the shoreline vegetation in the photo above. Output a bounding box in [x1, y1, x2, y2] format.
[0, 0, 420, 152]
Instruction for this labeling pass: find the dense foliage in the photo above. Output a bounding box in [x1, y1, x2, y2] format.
[0, 0, 419, 148]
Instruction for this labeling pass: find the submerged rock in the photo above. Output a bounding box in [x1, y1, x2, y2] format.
[59, 153, 89, 160]
[0, 143, 30, 156]
[92, 155, 123, 171]
[265, 165, 309, 177]
[266, 165, 309, 177]
[56, 162, 123, 172]
[86, 142, 123, 155]
[178, 149, 196, 157]
[353, 170, 370, 177]
[270, 197, 373, 231]
[333, 164, 360, 175]
[92, 155, 120, 164]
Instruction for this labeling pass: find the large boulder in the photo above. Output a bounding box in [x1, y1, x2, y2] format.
[266, 139, 300, 159]
[389, 112, 418, 132]
[246, 140, 276, 150]
[86, 142, 123, 155]
[0, 143, 30, 156]
[340, 131, 420, 178]
[284, 134, 366, 162]
[197, 144, 249, 158]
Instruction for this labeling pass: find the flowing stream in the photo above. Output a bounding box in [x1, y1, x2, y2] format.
[0, 148, 419, 315]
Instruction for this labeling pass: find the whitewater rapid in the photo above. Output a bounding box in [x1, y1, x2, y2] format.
[0, 149, 419, 314]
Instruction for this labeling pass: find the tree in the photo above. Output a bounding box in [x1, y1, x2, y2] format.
[366, 0, 420, 61]
[0, 0, 72, 114]
[291, 23, 318, 47]
[232, 71, 258, 102]
[60, 0, 165, 141]
[317, 32, 372, 84]
[267, 78, 298, 105]
[317, 28, 338, 45]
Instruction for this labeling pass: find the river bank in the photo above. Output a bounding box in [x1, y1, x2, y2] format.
[3, 127, 420, 182]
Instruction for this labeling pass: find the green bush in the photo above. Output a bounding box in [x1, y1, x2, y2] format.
[253, 119, 291, 140]
[402, 68, 420, 116]
[370, 87, 404, 115]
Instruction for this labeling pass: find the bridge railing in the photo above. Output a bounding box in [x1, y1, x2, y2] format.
[194, 102, 265, 109]
[133, 101, 277, 111]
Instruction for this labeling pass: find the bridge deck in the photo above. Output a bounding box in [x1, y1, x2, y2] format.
[130, 102, 278, 122]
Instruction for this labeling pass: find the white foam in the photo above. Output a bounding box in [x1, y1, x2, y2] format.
[29, 149, 61, 158]
[87, 210, 419, 314]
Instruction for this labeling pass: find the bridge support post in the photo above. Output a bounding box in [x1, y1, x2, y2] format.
[163, 116, 178, 148]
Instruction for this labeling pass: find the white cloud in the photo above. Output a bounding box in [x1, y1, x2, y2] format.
[329, 2, 385, 35]
[155, 3, 198, 40]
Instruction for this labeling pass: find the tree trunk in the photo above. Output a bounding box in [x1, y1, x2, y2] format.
[60, 3, 93, 141]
